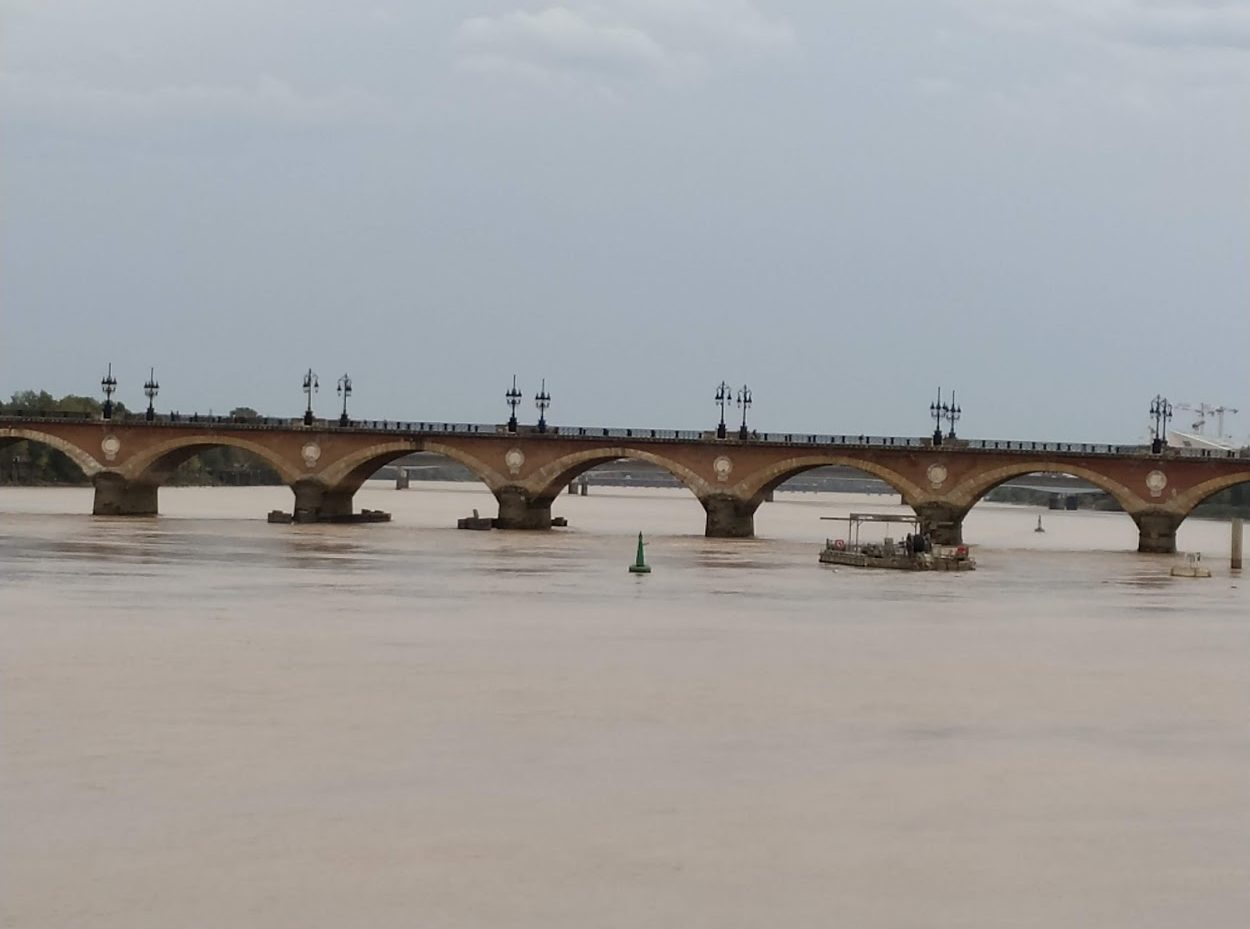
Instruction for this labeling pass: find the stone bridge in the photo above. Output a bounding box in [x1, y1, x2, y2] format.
[3, 414, 1248, 553]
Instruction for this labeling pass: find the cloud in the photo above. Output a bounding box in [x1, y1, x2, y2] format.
[454, 1, 796, 85]
[457, 7, 666, 78]
[0, 72, 395, 130]
[1107, 1, 1250, 51]
[956, 0, 1250, 51]
[925, 0, 1250, 113]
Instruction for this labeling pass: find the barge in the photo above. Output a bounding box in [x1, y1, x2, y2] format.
[818, 512, 976, 571]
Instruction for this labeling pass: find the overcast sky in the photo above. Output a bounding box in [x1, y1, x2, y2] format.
[2, 1, 1247, 442]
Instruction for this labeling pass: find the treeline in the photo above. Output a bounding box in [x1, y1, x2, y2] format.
[1, 391, 116, 483]
[0, 392, 280, 486]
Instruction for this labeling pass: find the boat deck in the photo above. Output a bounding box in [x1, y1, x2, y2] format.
[819, 547, 976, 571]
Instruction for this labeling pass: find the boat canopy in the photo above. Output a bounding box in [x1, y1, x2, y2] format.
[820, 513, 921, 526]
[819, 512, 922, 549]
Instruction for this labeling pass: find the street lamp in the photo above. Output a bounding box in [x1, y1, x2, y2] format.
[535, 378, 551, 434]
[337, 374, 352, 427]
[143, 367, 159, 422]
[1150, 394, 1173, 454]
[945, 389, 962, 440]
[930, 387, 944, 444]
[505, 375, 522, 432]
[715, 381, 732, 439]
[736, 384, 752, 440]
[302, 368, 319, 426]
[101, 363, 117, 420]
[929, 387, 962, 444]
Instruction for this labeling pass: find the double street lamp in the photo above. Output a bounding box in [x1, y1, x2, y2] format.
[930, 387, 961, 444]
[715, 381, 732, 439]
[505, 375, 522, 433]
[302, 368, 319, 426]
[535, 379, 551, 434]
[945, 389, 961, 439]
[337, 374, 352, 427]
[1150, 394, 1173, 454]
[101, 363, 118, 420]
[143, 368, 159, 421]
[736, 384, 752, 440]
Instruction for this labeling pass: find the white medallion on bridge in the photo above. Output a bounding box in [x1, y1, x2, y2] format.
[713, 455, 733, 483]
[1145, 469, 1167, 498]
[505, 448, 525, 475]
[926, 463, 948, 489]
[100, 435, 121, 462]
[301, 442, 322, 469]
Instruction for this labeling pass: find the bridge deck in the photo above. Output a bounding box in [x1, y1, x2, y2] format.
[3, 412, 1245, 461]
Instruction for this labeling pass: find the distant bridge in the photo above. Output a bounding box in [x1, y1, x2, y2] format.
[3, 412, 1248, 553]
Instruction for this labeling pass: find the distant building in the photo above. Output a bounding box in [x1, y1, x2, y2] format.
[1167, 430, 1237, 452]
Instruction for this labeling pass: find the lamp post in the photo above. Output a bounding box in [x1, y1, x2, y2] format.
[715, 381, 732, 439]
[302, 368, 319, 426]
[101, 363, 117, 420]
[929, 387, 944, 444]
[143, 367, 159, 422]
[336, 374, 352, 427]
[736, 384, 752, 440]
[535, 378, 551, 434]
[1150, 394, 1172, 454]
[505, 375, 522, 432]
[944, 389, 962, 440]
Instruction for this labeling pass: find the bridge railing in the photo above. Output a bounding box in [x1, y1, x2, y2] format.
[0, 409, 96, 421]
[967, 439, 1137, 455]
[966, 438, 1248, 459]
[557, 426, 705, 440]
[2, 411, 1247, 459]
[1167, 446, 1250, 459]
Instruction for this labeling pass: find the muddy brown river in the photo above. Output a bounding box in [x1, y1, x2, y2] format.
[2, 483, 1247, 928]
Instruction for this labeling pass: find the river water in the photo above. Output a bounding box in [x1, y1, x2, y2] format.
[2, 482, 1247, 928]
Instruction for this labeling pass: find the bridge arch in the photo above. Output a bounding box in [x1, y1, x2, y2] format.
[947, 460, 1145, 515]
[0, 427, 104, 478]
[736, 454, 926, 507]
[315, 440, 506, 495]
[1170, 470, 1250, 515]
[525, 446, 714, 505]
[122, 434, 304, 486]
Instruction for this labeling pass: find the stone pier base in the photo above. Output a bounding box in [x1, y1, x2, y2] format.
[92, 473, 158, 516]
[914, 502, 968, 545]
[1134, 511, 1182, 554]
[494, 489, 552, 530]
[702, 495, 757, 538]
[291, 481, 355, 523]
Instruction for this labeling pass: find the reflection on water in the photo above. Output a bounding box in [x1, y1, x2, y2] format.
[282, 532, 371, 572]
[1, 483, 1248, 929]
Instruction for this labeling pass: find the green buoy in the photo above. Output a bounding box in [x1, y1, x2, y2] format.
[628, 532, 651, 574]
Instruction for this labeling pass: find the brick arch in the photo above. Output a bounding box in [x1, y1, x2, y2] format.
[0, 427, 104, 478]
[527, 447, 714, 504]
[736, 455, 926, 506]
[122, 435, 303, 485]
[316, 440, 506, 495]
[948, 461, 1146, 514]
[1170, 470, 1250, 515]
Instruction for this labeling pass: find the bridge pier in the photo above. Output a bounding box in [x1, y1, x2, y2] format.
[494, 488, 552, 530]
[914, 502, 968, 545]
[702, 494, 757, 538]
[291, 480, 354, 523]
[92, 473, 158, 516]
[1133, 511, 1182, 554]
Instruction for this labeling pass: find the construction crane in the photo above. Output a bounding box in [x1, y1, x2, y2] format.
[1175, 402, 1209, 434]
[1176, 402, 1239, 440]
[1213, 405, 1239, 440]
